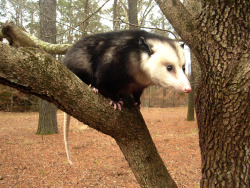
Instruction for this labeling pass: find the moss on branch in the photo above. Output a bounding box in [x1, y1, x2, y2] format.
[1, 21, 71, 54]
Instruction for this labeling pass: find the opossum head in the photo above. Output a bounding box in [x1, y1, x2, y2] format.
[140, 38, 191, 93]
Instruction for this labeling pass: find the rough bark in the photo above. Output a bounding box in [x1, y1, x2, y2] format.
[156, 0, 249, 187]
[37, 0, 58, 135]
[0, 42, 177, 187]
[194, 3, 249, 187]
[1, 21, 71, 54]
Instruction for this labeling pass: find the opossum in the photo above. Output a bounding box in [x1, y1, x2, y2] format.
[62, 30, 191, 165]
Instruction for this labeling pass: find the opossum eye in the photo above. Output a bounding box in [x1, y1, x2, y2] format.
[182, 65, 185, 72]
[167, 65, 174, 72]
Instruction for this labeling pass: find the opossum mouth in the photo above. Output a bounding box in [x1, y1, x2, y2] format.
[160, 82, 191, 93]
[152, 77, 191, 93]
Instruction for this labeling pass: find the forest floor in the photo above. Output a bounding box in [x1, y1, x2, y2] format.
[0, 107, 201, 188]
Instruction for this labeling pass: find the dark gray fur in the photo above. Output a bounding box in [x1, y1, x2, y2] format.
[63, 30, 174, 105]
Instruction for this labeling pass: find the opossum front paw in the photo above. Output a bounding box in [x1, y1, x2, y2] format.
[92, 88, 99, 93]
[109, 100, 124, 111]
[88, 84, 99, 93]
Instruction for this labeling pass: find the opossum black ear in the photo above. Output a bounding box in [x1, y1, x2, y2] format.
[139, 37, 154, 56]
[180, 43, 185, 48]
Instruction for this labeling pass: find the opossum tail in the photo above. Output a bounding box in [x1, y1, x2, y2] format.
[63, 113, 73, 165]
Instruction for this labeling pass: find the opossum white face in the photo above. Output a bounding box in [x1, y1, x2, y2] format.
[141, 39, 191, 93]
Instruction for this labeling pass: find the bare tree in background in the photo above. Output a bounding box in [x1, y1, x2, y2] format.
[81, 0, 89, 36]
[37, 0, 58, 135]
[127, 0, 138, 30]
[113, 0, 120, 30]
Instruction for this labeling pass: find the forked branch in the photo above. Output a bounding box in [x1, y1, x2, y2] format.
[0, 40, 177, 187]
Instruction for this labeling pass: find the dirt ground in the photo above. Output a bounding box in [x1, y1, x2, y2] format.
[0, 107, 201, 187]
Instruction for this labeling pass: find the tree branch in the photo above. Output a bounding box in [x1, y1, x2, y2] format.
[1, 21, 71, 54]
[154, 0, 195, 46]
[119, 18, 180, 39]
[0, 41, 177, 187]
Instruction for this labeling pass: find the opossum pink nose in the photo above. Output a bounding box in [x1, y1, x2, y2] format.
[184, 87, 191, 93]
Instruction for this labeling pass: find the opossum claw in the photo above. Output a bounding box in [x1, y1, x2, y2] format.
[88, 84, 99, 93]
[109, 100, 123, 111]
[92, 88, 99, 93]
[119, 100, 124, 106]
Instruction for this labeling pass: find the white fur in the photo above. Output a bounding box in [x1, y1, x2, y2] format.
[141, 40, 191, 92]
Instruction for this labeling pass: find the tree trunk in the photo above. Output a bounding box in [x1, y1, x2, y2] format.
[148, 87, 151, 107]
[184, 0, 201, 122]
[81, 0, 89, 36]
[39, 0, 57, 42]
[127, 0, 138, 30]
[113, 0, 120, 31]
[187, 52, 198, 121]
[36, 100, 58, 134]
[37, 0, 58, 135]
[186, 70, 194, 121]
[194, 3, 249, 187]
[155, 0, 249, 186]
